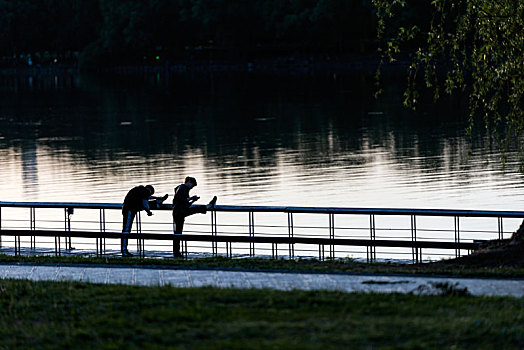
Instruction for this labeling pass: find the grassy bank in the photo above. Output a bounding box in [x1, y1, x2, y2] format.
[0, 279, 522, 349]
[1, 254, 523, 278]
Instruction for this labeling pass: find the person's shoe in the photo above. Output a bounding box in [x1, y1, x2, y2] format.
[207, 196, 217, 209]
[122, 250, 134, 257]
[160, 194, 168, 202]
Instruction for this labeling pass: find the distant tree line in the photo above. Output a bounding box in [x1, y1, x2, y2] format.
[0, 0, 100, 65]
[0, 0, 438, 70]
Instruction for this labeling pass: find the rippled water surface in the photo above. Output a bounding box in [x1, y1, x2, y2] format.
[2, 71, 523, 210]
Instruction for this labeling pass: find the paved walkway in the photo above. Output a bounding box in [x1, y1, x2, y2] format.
[1, 263, 522, 297]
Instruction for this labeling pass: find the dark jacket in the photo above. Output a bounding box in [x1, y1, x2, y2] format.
[172, 184, 191, 216]
[122, 186, 151, 214]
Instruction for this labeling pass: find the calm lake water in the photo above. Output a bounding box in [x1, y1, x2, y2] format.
[0, 70, 523, 259]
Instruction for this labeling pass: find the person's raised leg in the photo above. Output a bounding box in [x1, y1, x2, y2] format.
[185, 196, 217, 216]
[207, 196, 217, 209]
[155, 193, 169, 208]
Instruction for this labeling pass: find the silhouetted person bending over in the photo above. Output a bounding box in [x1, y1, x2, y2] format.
[172, 177, 217, 257]
[122, 184, 168, 257]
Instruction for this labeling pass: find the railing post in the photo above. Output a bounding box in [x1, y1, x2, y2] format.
[0, 206, 2, 248]
[140, 212, 145, 258]
[13, 208, 19, 255]
[66, 207, 73, 249]
[64, 208, 72, 251]
[30, 207, 36, 249]
[64, 208, 67, 251]
[98, 209, 107, 256]
[411, 215, 418, 263]
[368, 215, 376, 262]
[56, 208, 65, 257]
[287, 212, 294, 259]
[328, 213, 335, 259]
[226, 241, 232, 258]
[211, 210, 217, 256]
[248, 211, 255, 257]
[136, 211, 144, 257]
[498, 217, 503, 240]
[14, 234, 19, 256]
[57, 231, 61, 256]
[454, 216, 461, 258]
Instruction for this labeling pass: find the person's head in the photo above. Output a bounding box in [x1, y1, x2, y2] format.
[145, 185, 155, 195]
[184, 176, 197, 189]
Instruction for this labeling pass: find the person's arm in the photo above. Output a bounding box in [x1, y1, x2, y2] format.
[149, 195, 167, 200]
[142, 199, 153, 216]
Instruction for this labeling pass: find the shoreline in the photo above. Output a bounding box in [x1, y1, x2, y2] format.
[0, 55, 409, 77]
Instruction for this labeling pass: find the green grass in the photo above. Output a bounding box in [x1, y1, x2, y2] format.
[1, 254, 523, 278]
[0, 279, 522, 349]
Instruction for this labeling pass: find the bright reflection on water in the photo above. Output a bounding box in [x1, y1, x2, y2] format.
[0, 71, 524, 260]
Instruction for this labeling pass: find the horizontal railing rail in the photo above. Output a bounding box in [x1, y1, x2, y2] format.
[0, 229, 480, 249]
[0, 229, 480, 260]
[0, 202, 122, 210]
[1, 201, 524, 218]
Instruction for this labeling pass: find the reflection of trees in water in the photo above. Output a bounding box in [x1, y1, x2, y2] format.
[0, 72, 512, 180]
[20, 138, 39, 196]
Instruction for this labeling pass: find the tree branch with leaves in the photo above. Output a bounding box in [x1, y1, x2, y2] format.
[373, 0, 524, 164]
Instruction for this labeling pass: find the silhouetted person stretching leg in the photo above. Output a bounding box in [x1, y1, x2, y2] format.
[172, 177, 217, 257]
[122, 185, 168, 257]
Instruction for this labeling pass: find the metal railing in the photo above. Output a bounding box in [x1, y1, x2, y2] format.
[1, 201, 522, 262]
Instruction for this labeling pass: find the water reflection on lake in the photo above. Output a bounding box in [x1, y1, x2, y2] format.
[1, 71, 523, 213]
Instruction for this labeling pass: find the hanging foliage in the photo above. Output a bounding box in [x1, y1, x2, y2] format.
[373, 0, 524, 161]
